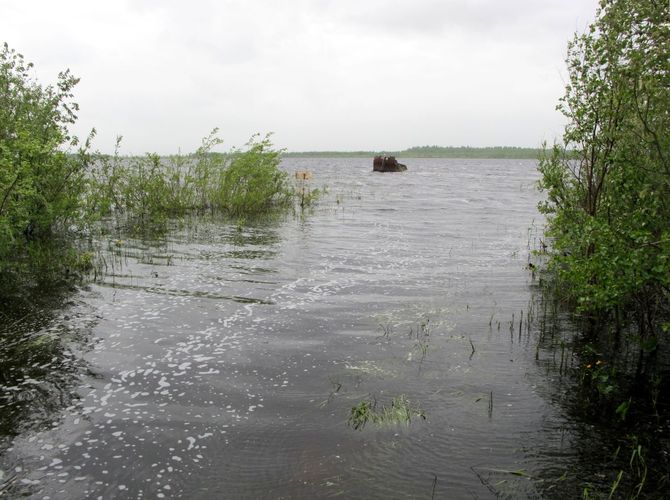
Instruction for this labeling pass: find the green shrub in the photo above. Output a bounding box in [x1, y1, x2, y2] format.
[214, 133, 292, 216]
[0, 43, 93, 272]
[538, 0, 669, 334]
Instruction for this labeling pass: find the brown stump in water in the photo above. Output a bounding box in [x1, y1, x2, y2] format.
[373, 156, 407, 172]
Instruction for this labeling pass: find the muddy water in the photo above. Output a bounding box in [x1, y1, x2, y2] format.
[1, 158, 574, 498]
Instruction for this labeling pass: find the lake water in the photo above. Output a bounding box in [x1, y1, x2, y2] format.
[1, 158, 594, 498]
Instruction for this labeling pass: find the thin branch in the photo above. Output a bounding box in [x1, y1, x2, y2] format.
[0, 172, 21, 216]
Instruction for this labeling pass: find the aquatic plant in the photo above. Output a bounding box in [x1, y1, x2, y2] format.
[294, 170, 322, 210]
[319, 378, 343, 408]
[348, 399, 375, 430]
[583, 441, 649, 500]
[347, 395, 425, 430]
[409, 319, 431, 367]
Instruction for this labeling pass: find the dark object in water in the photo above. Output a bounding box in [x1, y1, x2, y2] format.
[373, 156, 407, 172]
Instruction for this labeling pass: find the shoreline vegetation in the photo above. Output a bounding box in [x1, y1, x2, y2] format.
[284, 145, 542, 159]
[534, 0, 669, 496]
[0, 41, 321, 307]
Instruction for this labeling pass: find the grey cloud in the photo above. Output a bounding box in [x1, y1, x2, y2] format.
[1, 0, 599, 152]
[312, 0, 592, 39]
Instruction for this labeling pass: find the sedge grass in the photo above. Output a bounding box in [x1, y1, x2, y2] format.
[347, 395, 425, 430]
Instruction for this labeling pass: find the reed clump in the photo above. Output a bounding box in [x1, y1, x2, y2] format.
[347, 395, 425, 430]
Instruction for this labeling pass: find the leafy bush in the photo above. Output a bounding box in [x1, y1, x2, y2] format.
[0, 43, 92, 272]
[88, 132, 224, 229]
[538, 0, 670, 336]
[215, 134, 292, 216]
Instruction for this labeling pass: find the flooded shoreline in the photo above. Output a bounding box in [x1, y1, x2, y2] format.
[2, 157, 661, 498]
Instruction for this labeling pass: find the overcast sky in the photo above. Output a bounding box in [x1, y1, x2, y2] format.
[1, 0, 599, 154]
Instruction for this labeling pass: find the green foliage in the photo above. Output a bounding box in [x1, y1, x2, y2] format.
[216, 134, 292, 216]
[538, 0, 670, 336]
[294, 173, 322, 210]
[348, 399, 376, 430]
[583, 360, 619, 397]
[615, 398, 631, 421]
[0, 43, 93, 270]
[297, 186, 321, 209]
[347, 395, 425, 430]
[88, 131, 292, 230]
[537, 10, 669, 495]
[87, 131, 227, 229]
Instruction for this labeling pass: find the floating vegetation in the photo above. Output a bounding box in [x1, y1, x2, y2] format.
[347, 395, 425, 430]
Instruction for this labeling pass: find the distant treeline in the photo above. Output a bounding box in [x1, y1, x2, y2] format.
[402, 145, 542, 159]
[285, 145, 543, 159]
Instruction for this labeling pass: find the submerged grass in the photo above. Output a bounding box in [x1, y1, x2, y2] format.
[347, 395, 425, 430]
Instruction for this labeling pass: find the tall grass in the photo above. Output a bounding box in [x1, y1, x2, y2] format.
[347, 395, 425, 430]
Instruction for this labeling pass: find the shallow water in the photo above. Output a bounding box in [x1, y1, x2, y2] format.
[1, 158, 590, 498]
